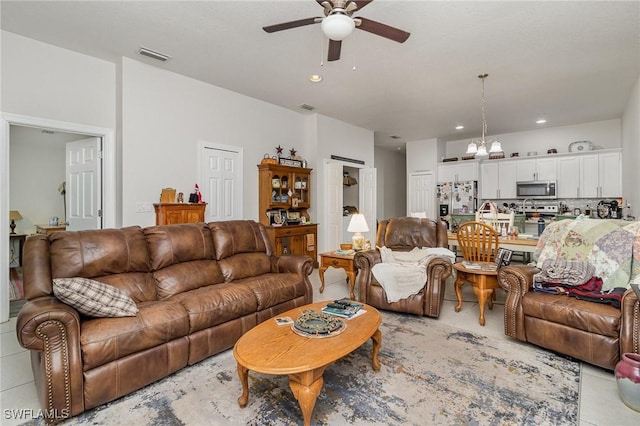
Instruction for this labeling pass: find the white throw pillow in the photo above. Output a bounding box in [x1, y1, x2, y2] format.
[53, 277, 138, 318]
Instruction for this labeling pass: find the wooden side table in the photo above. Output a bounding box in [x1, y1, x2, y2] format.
[35, 225, 67, 235]
[318, 251, 357, 300]
[9, 234, 27, 267]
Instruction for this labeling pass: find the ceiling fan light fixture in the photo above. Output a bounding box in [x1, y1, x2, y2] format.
[321, 13, 355, 41]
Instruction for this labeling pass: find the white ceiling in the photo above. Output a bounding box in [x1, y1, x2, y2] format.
[2, 1, 639, 150]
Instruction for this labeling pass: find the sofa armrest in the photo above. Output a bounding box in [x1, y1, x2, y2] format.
[620, 288, 640, 356]
[16, 296, 85, 420]
[354, 249, 382, 304]
[272, 254, 313, 276]
[422, 257, 453, 317]
[272, 254, 314, 303]
[497, 264, 537, 341]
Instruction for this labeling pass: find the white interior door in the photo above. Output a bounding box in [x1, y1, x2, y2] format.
[359, 168, 377, 244]
[200, 145, 242, 221]
[408, 172, 435, 219]
[66, 137, 102, 231]
[324, 161, 344, 253]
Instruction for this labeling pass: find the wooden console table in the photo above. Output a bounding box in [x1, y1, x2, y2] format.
[154, 203, 206, 225]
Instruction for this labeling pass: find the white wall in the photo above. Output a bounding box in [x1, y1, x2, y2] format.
[622, 74, 640, 216]
[1, 31, 116, 127]
[121, 58, 308, 226]
[307, 114, 374, 252]
[444, 119, 621, 159]
[374, 147, 406, 221]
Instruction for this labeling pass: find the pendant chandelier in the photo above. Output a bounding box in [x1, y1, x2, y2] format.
[466, 73, 503, 157]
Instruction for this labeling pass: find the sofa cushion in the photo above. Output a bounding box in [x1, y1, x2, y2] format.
[80, 300, 190, 370]
[522, 291, 621, 338]
[170, 283, 258, 333]
[218, 253, 272, 282]
[208, 220, 270, 260]
[49, 226, 155, 302]
[144, 223, 215, 270]
[153, 260, 225, 300]
[235, 272, 308, 310]
[379, 218, 441, 250]
[53, 277, 138, 318]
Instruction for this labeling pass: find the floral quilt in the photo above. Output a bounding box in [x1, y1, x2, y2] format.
[535, 218, 639, 291]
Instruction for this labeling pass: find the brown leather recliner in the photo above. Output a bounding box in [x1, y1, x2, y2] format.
[354, 217, 453, 317]
[498, 264, 640, 370]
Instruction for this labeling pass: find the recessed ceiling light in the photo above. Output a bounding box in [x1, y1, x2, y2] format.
[455, 125, 465, 130]
[536, 119, 547, 124]
[309, 74, 322, 83]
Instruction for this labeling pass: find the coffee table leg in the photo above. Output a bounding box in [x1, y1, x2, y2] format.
[319, 266, 328, 293]
[288, 368, 326, 426]
[370, 329, 382, 372]
[237, 363, 249, 408]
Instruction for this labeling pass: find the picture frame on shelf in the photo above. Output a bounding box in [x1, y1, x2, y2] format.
[278, 158, 303, 167]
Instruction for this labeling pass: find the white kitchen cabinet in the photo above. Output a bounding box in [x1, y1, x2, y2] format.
[480, 160, 517, 200]
[556, 150, 621, 198]
[437, 161, 479, 183]
[516, 157, 557, 182]
[556, 156, 581, 198]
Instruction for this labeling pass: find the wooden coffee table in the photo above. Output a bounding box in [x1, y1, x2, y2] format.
[233, 301, 382, 426]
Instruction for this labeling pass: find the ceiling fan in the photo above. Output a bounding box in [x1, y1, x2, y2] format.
[263, 0, 410, 62]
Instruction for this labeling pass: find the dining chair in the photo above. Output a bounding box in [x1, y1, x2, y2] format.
[453, 221, 500, 326]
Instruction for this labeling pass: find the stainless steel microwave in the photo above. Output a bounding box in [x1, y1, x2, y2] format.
[516, 181, 557, 199]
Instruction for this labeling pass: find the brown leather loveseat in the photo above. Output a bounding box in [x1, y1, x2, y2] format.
[16, 220, 313, 422]
[354, 217, 453, 317]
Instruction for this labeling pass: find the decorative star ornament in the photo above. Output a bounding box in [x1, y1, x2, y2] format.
[275, 145, 283, 155]
[289, 148, 297, 157]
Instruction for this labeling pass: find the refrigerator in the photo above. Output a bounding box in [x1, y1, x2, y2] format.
[436, 181, 478, 226]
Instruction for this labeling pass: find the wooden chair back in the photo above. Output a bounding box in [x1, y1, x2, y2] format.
[475, 201, 514, 233]
[456, 221, 500, 262]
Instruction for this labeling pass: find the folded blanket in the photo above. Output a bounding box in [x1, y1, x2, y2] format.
[372, 247, 456, 303]
[533, 259, 595, 286]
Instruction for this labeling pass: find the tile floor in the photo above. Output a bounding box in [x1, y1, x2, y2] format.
[2, 268, 639, 425]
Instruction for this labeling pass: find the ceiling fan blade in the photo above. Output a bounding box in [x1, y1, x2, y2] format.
[327, 39, 342, 61]
[263, 17, 321, 33]
[356, 17, 410, 43]
[351, 1, 374, 11]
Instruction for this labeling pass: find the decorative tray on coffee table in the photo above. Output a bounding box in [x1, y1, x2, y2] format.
[292, 310, 346, 338]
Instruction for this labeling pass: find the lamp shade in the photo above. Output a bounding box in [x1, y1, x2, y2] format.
[489, 140, 503, 153]
[347, 213, 369, 233]
[321, 13, 355, 41]
[9, 210, 23, 221]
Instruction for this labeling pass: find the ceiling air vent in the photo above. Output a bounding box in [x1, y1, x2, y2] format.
[299, 104, 315, 111]
[137, 46, 171, 62]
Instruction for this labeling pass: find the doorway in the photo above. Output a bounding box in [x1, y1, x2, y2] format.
[1, 113, 116, 323]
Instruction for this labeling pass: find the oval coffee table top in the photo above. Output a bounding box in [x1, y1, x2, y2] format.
[233, 301, 381, 375]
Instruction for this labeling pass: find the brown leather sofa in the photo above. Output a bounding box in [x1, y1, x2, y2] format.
[16, 220, 313, 422]
[354, 217, 453, 317]
[498, 265, 639, 370]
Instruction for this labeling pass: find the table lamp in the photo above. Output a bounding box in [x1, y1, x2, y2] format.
[347, 213, 369, 251]
[9, 210, 23, 234]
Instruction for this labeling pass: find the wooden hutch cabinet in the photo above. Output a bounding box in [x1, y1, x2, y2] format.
[258, 163, 318, 266]
[154, 203, 206, 225]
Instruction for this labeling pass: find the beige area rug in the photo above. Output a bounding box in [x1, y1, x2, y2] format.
[24, 311, 580, 426]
